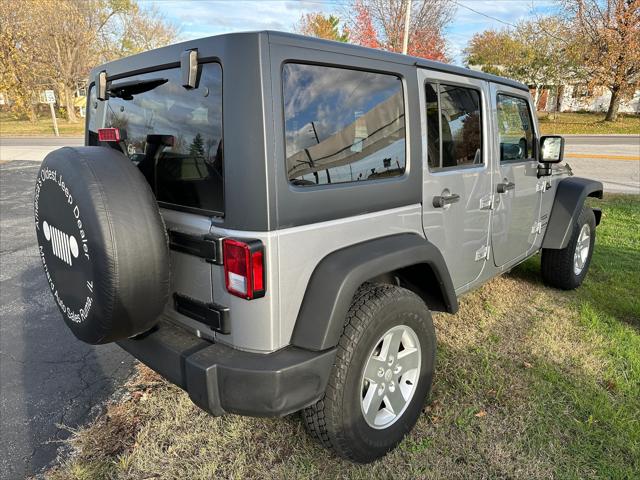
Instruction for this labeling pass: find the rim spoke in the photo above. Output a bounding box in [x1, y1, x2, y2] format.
[581, 246, 589, 262]
[384, 384, 406, 415]
[363, 357, 387, 382]
[380, 329, 403, 362]
[396, 348, 420, 372]
[388, 329, 404, 359]
[363, 384, 384, 425]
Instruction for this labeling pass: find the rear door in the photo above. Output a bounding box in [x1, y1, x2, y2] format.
[418, 69, 492, 291]
[490, 85, 542, 267]
[87, 62, 224, 339]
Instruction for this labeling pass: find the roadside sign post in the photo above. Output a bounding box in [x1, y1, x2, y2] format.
[43, 90, 59, 137]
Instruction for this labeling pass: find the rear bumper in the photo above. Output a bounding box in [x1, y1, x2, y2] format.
[117, 319, 336, 417]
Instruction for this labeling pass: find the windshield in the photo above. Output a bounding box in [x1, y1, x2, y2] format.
[88, 63, 224, 215]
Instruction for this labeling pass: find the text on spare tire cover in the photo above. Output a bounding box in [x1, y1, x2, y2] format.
[35, 166, 94, 324]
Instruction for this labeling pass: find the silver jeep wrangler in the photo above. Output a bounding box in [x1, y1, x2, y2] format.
[34, 31, 602, 463]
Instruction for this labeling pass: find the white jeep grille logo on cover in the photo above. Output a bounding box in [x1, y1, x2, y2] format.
[42, 220, 79, 266]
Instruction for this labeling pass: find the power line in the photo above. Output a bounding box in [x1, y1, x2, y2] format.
[451, 1, 517, 28]
[452, 0, 568, 44]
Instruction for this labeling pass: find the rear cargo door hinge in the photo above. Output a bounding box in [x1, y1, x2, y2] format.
[174, 293, 230, 334]
[475, 244, 490, 261]
[168, 230, 223, 264]
[531, 221, 543, 235]
[479, 194, 494, 210]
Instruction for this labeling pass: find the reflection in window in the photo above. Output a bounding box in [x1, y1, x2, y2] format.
[90, 63, 224, 213]
[425, 83, 482, 170]
[282, 63, 406, 186]
[497, 94, 534, 162]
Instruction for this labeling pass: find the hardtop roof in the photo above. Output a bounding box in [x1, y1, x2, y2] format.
[265, 30, 529, 91]
[91, 30, 529, 92]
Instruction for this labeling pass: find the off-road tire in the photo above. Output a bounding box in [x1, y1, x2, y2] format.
[541, 206, 596, 290]
[302, 283, 436, 463]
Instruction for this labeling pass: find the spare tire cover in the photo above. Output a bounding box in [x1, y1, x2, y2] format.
[34, 146, 170, 344]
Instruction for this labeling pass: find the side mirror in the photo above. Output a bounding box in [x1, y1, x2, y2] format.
[539, 135, 564, 163]
[538, 135, 564, 177]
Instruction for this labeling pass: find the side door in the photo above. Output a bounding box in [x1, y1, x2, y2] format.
[418, 69, 492, 291]
[490, 85, 542, 267]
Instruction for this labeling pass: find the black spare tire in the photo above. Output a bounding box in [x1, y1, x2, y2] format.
[34, 146, 170, 344]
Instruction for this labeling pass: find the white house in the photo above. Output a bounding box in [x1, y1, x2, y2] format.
[534, 84, 640, 114]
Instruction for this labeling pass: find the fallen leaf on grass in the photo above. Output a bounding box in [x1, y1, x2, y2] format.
[475, 410, 487, 418]
[131, 391, 144, 401]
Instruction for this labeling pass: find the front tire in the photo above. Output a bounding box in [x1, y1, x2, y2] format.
[302, 284, 436, 463]
[541, 206, 596, 290]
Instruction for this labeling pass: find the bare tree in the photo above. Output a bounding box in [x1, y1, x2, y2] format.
[103, 4, 180, 61]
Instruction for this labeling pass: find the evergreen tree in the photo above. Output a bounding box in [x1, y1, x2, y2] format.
[189, 133, 205, 158]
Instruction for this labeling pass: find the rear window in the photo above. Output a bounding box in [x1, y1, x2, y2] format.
[425, 82, 482, 170]
[88, 63, 223, 215]
[282, 63, 406, 186]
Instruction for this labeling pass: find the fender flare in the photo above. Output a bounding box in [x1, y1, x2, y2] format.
[290, 233, 458, 351]
[542, 177, 603, 250]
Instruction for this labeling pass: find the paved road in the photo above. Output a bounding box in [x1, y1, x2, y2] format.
[0, 137, 83, 164]
[562, 134, 640, 146]
[0, 160, 134, 478]
[563, 135, 639, 193]
[0, 137, 84, 147]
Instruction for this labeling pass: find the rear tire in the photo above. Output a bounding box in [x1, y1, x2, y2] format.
[303, 284, 436, 463]
[541, 206, 596, 290]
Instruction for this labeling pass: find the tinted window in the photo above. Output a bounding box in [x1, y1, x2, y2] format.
[497, 94, 535, 162]
[425, 83, 482, 170]
[425, 83, 440, 170]
[89, 63, 223, 214]
[283, 63, 405, 186]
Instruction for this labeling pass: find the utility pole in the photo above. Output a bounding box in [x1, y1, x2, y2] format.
[402, 0, 412, 55]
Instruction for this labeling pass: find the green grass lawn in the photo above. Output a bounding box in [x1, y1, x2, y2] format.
[538, 112, 640, 135]
[0, 111, 85, 137]
[47, 195, 640, 480]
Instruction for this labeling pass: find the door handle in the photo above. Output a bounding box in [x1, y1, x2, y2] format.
[433, 193, 460, 208]
[497, 182, 515, 193]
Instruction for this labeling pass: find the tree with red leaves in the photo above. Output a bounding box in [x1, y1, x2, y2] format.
[347, 0, 453, 62]
[350, 1, 380, 49]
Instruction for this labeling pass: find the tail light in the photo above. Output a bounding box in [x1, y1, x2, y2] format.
[222, 238, 266, 300]
[98, 128, 122, 142]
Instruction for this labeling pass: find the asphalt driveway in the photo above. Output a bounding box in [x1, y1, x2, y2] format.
[0, 160, 134, 479]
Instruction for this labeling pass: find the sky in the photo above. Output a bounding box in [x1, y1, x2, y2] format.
[142, 0, 558, 65]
